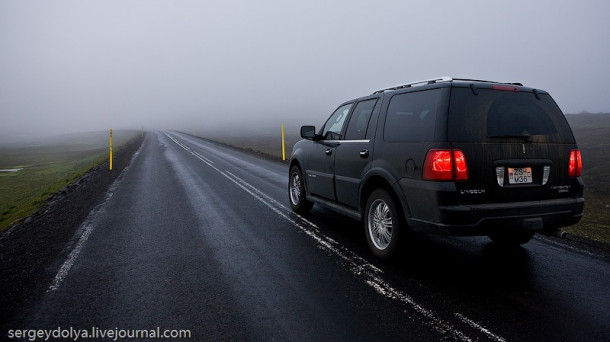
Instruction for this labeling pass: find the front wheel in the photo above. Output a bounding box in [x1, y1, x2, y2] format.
[364, 189, 402, 259]
[288, 166, 313, 214]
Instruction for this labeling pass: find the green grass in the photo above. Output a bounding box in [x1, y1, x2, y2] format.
[0, 131, 139, 232]
[564, 191, 610, 242]
[562, 114, 610, 243]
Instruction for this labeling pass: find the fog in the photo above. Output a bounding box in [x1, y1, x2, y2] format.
[1, 0, 609, 142]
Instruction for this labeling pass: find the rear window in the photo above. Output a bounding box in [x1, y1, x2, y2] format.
[448, 88, 575, 143]
[384, 88, 446, 142]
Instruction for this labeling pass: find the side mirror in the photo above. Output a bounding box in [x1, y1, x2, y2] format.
[300, 125, 317, 140]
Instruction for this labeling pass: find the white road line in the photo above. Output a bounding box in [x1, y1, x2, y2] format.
[534, 235, 595, 257]
[192, 151, 214, 164]
[455, 313, 507, 342]
[224, 171, 383, 276]
[167, 132, 509, 342]
[48, 141, 143, 292]
[48, 223, 94, 291]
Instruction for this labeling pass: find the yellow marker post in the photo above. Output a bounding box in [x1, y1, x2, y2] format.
[281, 124, 286, 161]
[109, 129, 113, 171]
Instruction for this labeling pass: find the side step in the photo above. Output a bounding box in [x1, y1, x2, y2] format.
[307, 195, 362, 221]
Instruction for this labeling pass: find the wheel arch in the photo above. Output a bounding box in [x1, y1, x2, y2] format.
[359, 170, 411, 223]
[289, 157, 310, 196]
[289, 158, 302, 172]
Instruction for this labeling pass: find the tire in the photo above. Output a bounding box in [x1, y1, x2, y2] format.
[488, 230, 534, 246]
[364, 189, 402, 259]
[288, 166, 313, 214]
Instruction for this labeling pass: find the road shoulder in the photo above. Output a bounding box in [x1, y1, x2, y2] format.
[0, 135, 144, 329]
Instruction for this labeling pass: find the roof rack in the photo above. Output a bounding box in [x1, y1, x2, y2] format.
[451, 78, 523, 86]
[372, 76, 452, 94]
[371, 77, 523, 94]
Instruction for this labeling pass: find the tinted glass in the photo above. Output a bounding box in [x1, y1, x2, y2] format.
[322, 103, 352, 140]
[384, 89, 444, 142]
[448, 88, 575, 143]
[344, 99, 377, 140]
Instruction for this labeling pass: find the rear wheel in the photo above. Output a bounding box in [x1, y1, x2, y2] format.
[289, 166, 313, 214]
[364, 189, 402, 259]
[488, 230, 534, 246]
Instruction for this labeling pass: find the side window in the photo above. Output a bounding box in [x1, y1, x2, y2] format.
[322, 103, 352, 140]
[384, 89, 443, 142]
[344, 99, 378, 140]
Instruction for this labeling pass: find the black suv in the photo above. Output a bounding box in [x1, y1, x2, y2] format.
[288, 77, 584, 259]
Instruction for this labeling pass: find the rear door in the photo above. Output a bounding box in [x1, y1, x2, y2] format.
[447, 85, 580, 205]
[334, 97, 380, 208]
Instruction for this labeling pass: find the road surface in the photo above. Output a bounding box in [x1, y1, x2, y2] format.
[6, 131, 610, 341]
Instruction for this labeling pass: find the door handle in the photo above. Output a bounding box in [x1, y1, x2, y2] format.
[325, 149, 333, 156]
[359, 149, 369, 158]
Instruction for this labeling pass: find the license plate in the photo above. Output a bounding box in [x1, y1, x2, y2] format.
[508, 167, 532, 184]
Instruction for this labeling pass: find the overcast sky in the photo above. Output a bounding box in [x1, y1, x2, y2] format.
[1, 0, 609, 139]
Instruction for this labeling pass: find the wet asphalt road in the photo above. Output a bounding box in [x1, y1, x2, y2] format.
[10, 131, 610, 341]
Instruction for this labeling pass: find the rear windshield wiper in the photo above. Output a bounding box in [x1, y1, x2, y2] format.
[487, 134, 533, 142]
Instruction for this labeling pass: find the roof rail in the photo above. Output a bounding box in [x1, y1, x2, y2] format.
[451, 78, 523, 86]
[372, 76, 452, 94]
[372, 77, 523, 94]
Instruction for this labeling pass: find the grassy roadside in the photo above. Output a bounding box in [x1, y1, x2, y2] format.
[0, 131, 140, 232]
[196, 115, 610, 244]
[563, 114, 610, 244]
[564, 191, 610, 242]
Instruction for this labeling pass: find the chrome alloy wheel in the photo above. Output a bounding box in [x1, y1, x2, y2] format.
[367, 199, 393, 250]
[289, 172, 302, 206]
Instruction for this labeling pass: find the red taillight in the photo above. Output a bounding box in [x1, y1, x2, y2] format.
[423, 149, 468, 181]
[453, 150, 468, 180]
[423, 150, 453, 180]
[569, 149, 582, 177]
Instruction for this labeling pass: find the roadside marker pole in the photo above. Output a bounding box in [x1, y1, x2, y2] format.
[109, 129, 113, 171]
[281, 124, 286, 161]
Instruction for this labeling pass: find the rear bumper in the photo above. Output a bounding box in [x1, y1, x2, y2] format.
[407, 197, 584, 236]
